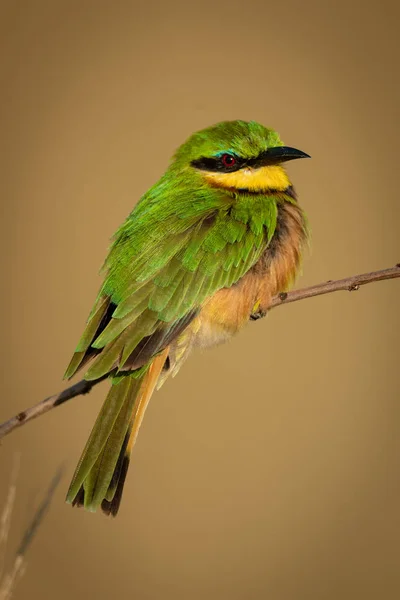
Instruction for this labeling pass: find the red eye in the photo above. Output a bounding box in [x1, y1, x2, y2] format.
[221, 154, 237, 168]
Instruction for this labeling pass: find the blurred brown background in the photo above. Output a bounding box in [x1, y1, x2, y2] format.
[0, 1, 399, 598]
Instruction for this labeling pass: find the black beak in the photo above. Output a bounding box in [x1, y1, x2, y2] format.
[256, 146, 310, 167]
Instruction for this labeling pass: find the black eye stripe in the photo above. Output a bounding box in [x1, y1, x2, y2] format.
[191, 150, 277, 173]
[191, 155, 243, 173]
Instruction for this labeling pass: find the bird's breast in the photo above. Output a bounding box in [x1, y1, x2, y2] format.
[193, 200, 308, 348]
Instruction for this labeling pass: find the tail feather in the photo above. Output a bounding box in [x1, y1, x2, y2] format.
[101, 424, 132, 516]
[81, 375, 140, 511]
[66, 348, 168, 516]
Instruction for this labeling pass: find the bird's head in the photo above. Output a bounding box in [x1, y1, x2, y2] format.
[172, 120, 309, 194]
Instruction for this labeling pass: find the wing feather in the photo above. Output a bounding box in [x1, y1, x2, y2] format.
[65, 191, 276, 382]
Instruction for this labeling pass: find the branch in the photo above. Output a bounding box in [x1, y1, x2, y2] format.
[0, 264, 399, 441]
[269, 264, 400, 308]
[0, 379, 98, 441]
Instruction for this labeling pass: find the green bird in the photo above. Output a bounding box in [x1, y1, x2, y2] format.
[65, 120, 310, 516]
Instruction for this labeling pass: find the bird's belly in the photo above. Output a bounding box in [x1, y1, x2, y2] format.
[193, 318, 234, 348]
[193, 276, 259, 348]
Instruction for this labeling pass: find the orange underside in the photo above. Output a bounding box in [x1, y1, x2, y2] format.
[195, 202, 306, 344]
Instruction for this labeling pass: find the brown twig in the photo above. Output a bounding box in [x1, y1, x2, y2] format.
[269, 264, 400, 307]
[0, 379, 104, 440]
[0, 264, 398, 442]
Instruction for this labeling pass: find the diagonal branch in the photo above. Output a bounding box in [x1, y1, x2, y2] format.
[0, 380, 100, 441]
[0, 264, 398, 442]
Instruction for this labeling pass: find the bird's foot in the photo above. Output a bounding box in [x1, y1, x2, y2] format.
[250, 309, 267, 321]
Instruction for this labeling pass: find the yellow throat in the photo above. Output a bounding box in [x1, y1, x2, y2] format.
[203, 165, 290, 192]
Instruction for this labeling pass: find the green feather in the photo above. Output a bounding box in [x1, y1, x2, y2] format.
[119, 314, 158, 368]
[221, 217, 247, 244]
[153, 257, 183, 287]
[64, 294, 111, 379]
[73, 295, 110, 353]
[92, 298, 148, 349]
[84, 338, 122, 381]
[202, 219, 229, 253]
[148, 269, 186, 313]
[112, 283, 152, 319]
[180, 221, 210, 271]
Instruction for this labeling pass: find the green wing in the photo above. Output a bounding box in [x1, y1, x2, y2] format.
[65, 187, 278, 381]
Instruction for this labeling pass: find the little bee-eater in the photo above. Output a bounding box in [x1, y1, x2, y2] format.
[65, 120, 310, 516]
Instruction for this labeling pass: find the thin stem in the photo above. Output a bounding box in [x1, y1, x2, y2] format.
[0, 466, 63, 600]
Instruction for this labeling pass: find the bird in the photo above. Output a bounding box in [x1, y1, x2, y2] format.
[64, 120, 310, 516]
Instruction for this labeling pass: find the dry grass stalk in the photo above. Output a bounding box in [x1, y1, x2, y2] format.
[0, 462, 63, 600]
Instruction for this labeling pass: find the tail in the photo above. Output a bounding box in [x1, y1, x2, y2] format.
[66, 349, 168, 516]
